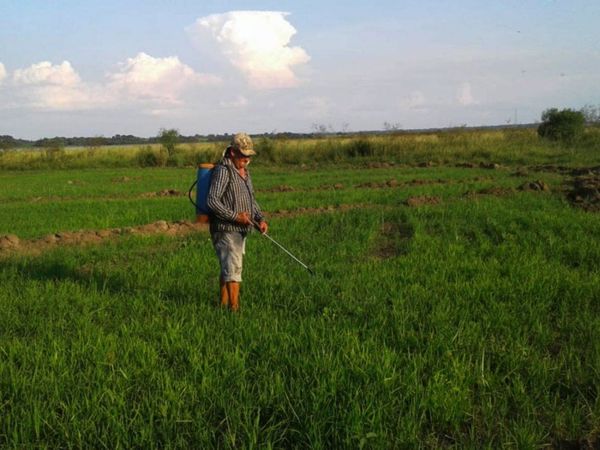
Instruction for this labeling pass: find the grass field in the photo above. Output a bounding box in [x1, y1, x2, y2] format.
[1, 133, 599, 448]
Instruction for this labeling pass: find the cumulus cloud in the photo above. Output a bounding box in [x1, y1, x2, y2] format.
[457, 82, 478, 106]
[188, 11, 310, 89]
[3, 54, 220, 111]
[108, 52, 220, 104]
[10, 61, 107, 110]
[13, 61, 81, 86]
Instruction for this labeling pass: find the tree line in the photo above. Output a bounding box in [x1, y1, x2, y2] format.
[0, 133, 207, 150]
[0, 131, 322, 151]
[1, 103, 598, 152]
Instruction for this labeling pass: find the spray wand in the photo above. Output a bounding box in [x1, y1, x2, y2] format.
[252, 220, 314, 275]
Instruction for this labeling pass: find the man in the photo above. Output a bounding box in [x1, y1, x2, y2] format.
[206, 133, 268, 312]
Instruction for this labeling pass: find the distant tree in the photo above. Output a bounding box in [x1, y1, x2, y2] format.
[0, 135, 16, 153]
[383, 121, 402, 132]
[43, 137, 65, 160]
[537, 108, 585, 143]
[88, 135, 108, 149]
[158, 128, 179, 158]
[111, 134, 143, 145]
[311, 123, 328, 135]
[580, 104, 600, 124]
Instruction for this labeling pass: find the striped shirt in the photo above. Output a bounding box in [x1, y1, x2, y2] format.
[206, 157, 264, 233]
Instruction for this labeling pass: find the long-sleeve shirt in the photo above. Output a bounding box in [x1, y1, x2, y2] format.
[206, 157, 264, 233]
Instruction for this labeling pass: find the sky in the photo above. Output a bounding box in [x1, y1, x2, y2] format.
[1, 0, 599, 139]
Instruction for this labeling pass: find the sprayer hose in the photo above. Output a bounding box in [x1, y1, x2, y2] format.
[187, 180, 198, 208]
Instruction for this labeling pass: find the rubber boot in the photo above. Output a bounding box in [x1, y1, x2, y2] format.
[220, 277, 229, 308]
[227, 281, 240, 312]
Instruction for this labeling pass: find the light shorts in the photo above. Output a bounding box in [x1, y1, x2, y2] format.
[211, 231, 247, 282]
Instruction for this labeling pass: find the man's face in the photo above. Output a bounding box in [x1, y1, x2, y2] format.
[232, 150, 251, 169]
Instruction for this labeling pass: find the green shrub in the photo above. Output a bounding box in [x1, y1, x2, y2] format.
[42, 138, 66, 162]
[346, 139, 374, 157]
[255, 137, 277, 163]
[136, 145, 167, 167]
[158, 128, 179, 158]
[537, 108, 585, 144]
[191, 146, 222, 165]
[167, 152, 186, 167]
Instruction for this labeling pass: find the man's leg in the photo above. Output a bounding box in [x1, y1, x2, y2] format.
[220, 276, 229, 307]
[226, 281, 240, 312]
[212, 231, 245, 311]
[225, 232, 244, 312]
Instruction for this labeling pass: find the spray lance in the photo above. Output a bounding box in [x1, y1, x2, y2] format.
[250, 220, 314, 275]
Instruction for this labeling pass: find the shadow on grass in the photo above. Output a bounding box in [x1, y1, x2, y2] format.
[2, 255, 216, 306]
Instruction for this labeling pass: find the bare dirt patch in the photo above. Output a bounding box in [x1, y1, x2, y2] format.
[463, 186, 516, 198]
[356, 179, 400, 189]
[529, 164, 600, 177]
[355, 178, 456, 190]
[365, 162, 395, 169]
[408, 178, 452, 186]
[518, 180, 550, 191]
[0, 204, 375, 257]
[567, 174, 600, 212]
[552, 432, 599, 450]
[528, 164, 572, 175]
[404, 195, 442, 207]
[0, 234, 20, 250]
[140, 189, 183, 198]
[534, 165, 600, 211]
[264, 185, 296, 192]
[0, 220, 208, 257]
[455, 162, 504, 170]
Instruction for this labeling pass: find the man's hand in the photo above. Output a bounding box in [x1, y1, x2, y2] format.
[235, 212, 252, 226]
[258, 221, 268, 234]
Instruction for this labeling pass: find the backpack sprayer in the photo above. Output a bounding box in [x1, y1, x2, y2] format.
[188, 164, 314, 275]
[188, 163, 214, 223]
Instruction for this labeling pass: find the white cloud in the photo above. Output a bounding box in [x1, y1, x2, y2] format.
[108, 52, 220, 104]
[188, 11, 310, 89]
[3, 54, 220, 111]
[457, 82, 478, 106]
[0, 63, 6, 85]
[18, 84, 99, 110]
[13, 61, 81, 86]
[10, 61, 108, 110]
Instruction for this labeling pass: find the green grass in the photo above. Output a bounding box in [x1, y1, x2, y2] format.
[0, 164, 566, 239]
[1, 134, 599, 448]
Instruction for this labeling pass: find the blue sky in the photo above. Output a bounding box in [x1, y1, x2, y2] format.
[1, 0, 598, 139]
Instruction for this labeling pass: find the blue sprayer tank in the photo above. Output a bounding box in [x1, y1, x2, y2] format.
[195, 163, 214, 223]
